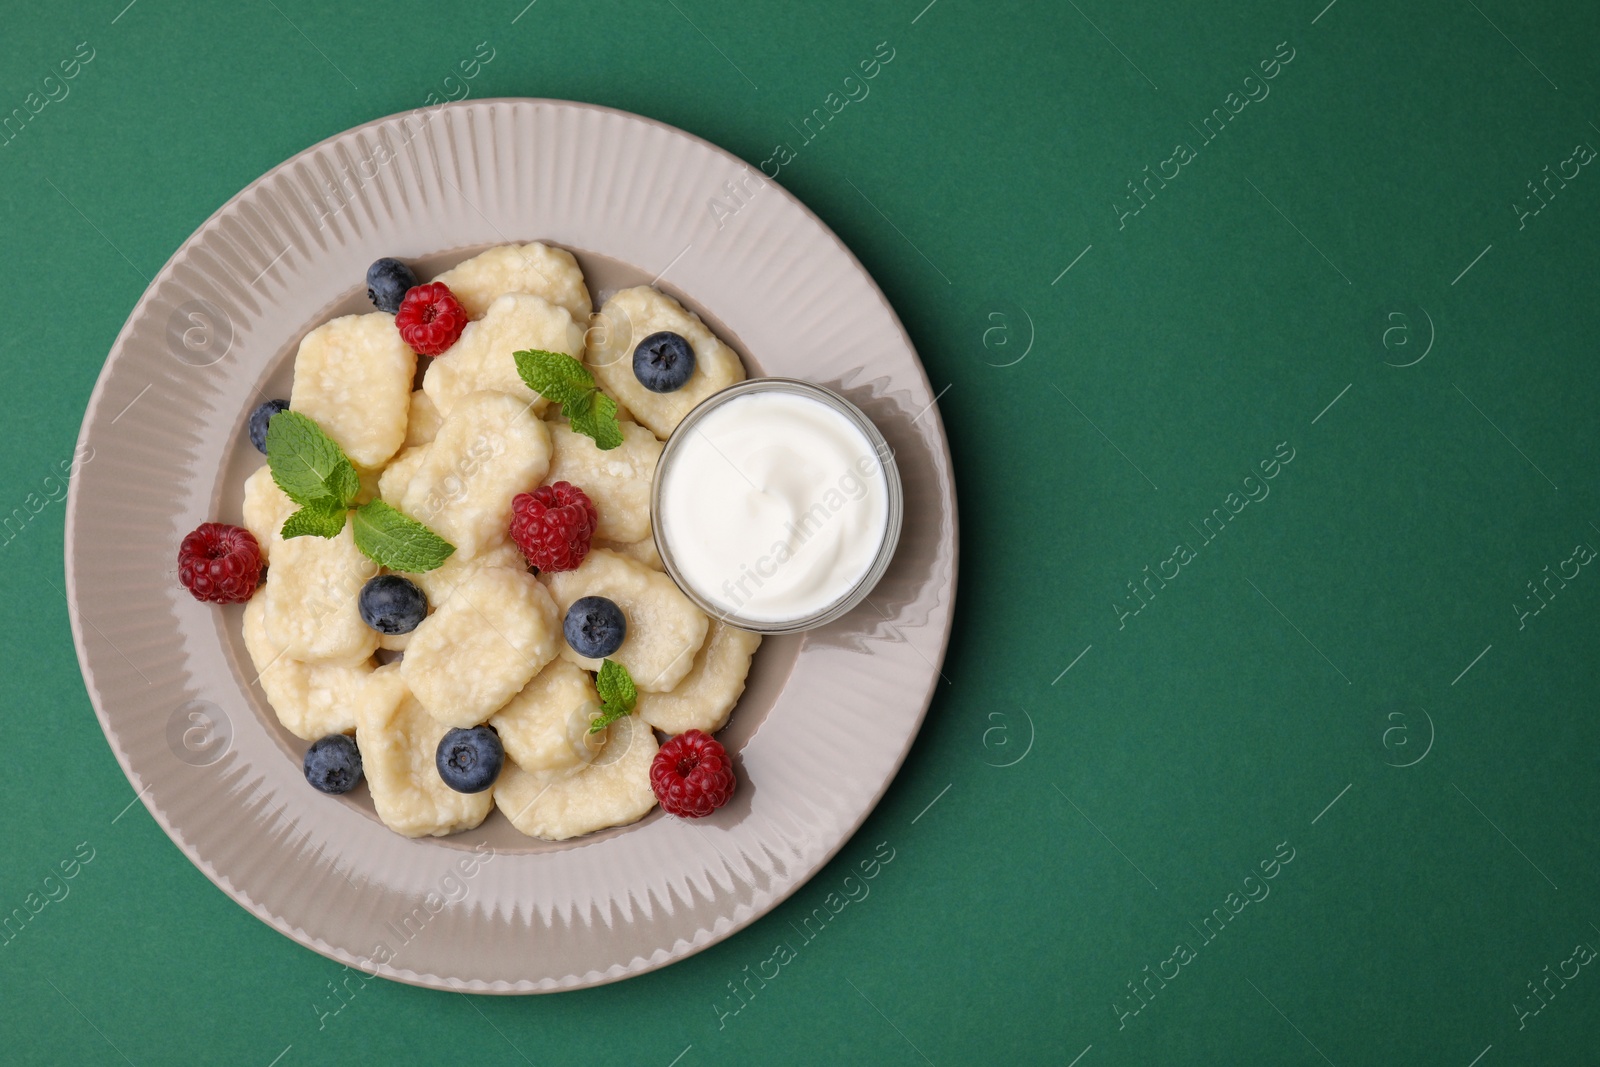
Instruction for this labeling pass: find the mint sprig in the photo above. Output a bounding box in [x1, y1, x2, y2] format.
[264, 411, 361, 507]
[588, 659, 638, 734]
[264, 408, 455, 572]
[514, 349, 624, 451]
[351, 500, 455, 572]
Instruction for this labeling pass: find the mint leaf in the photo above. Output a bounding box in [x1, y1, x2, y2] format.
[569, 391, 624, 451]
[265, 410, 360, 507]
[512, 348, 624, 451]
[588, 705, 629, 733]
[514, 349, 595, 408]
[589, 659, 638, 733]
[281, 498, 348, 539]
[595, 658, 636, 707]
[350, 500, 455, 572]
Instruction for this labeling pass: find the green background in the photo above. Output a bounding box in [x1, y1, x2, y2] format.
[4, 0, 1598, 1063]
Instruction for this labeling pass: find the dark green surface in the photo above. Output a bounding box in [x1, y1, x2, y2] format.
[4, 0, 1599, 1063]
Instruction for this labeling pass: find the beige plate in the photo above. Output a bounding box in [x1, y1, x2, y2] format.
[64, 99, 957, 993]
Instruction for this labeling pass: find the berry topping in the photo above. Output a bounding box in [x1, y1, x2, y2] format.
[394, 281, 468, 356]
[177, 522, 263, 604]
[303, 734, 363, 795]
[247, 399, 289, 455]
[649, 730, 736, 818]
[564, 596, 626, 658]
[632, 331, 696, 393]
[436, 726, 504, 793]
[357, 574, 428, 634]
[509, 481, 597, 573]
[365, 257, 418, 314]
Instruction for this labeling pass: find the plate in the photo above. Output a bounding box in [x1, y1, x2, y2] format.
[64, 99, 957, 992]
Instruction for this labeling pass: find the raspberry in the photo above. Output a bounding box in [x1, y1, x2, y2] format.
[178, 522, 263, 604]
[394, 281, 468, 356]
[509, 482, 597, 573]
[650, 730, 736, 818]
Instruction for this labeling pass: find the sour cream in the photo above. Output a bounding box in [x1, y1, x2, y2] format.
[654, 381, 899, 630]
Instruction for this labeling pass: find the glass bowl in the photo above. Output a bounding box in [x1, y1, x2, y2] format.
[650, 377, 903, 634]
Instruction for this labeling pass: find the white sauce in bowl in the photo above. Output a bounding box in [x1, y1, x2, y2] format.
[656, 389, 891, 624]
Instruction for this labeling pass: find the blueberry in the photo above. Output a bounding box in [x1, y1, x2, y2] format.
[436, 726, 504, 793]
[564, 596, 626, 658]
[248, 399, 290, 454]
[303, 734, 363, 795]
[632, 331, 696, 393]
[358, 575, 428, 634]
[366, 258, 418, 314]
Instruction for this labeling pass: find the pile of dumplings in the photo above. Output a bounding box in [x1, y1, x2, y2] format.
[238, 243, 760, 839]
